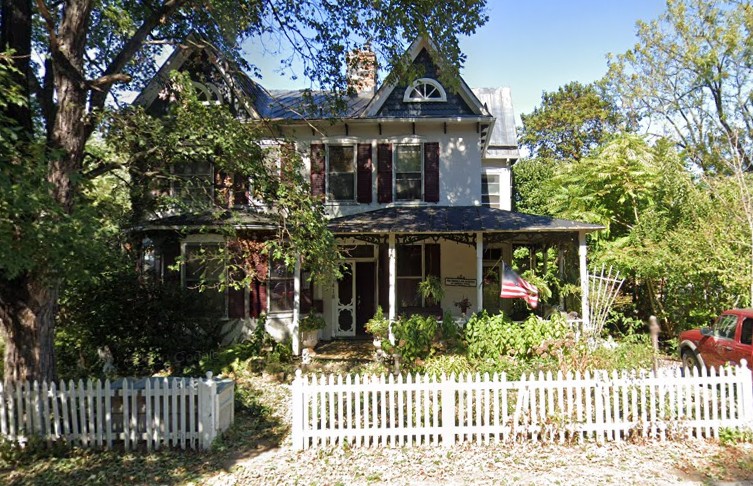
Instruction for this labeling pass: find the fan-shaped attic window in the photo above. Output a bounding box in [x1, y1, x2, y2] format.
[403, 78, 447, 102]
[192, 81, 222, 104]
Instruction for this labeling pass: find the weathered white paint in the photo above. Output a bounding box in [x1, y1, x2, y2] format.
[0, 374, 234, 451]
[292, 257, 301, 355]
[579, 230, 590, 329]
[475, 232, 484, 312]
[439, 240, 477, 316]
[291, 361, 753, 450]
[388, 234, 397, 335]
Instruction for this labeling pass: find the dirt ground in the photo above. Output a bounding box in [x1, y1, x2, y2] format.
[204, 438, 753, 485]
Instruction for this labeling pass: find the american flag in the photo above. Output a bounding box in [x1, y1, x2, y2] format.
[500, 262, 539, 308]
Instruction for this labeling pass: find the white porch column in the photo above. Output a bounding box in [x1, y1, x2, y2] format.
[476, 232, 484, 313]
[578, 230, 590, 330]
[388, 233, 397, 344]
[292, 256, 301, 355]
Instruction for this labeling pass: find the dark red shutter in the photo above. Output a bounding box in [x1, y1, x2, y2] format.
[424, 142, 440, 203]
[310, 143, 325, 200]
[377, 143, 393, 203]
[232, 173, 248, 206]
[228, 286, 246, 318]
[162, 240, 180, 283]
[356, 143, 373, 203]
[251, 254, 269, 317]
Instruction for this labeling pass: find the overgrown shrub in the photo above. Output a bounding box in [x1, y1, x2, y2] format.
[464, 311, 571, 363]
[57, 269, 229, 378]
[392, 314, 439, 367]
[420, 354, 474, 377]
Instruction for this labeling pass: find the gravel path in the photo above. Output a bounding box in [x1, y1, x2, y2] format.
[205, 440, 753, 485]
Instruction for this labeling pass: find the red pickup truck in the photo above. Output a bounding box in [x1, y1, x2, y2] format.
[679, 309, 753, 371]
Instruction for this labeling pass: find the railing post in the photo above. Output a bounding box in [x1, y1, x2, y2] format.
[198, 372, 217, 450]
[292, 369, 304, 450]
[441, 373, 456, 447]
[740, 360, 753, 425]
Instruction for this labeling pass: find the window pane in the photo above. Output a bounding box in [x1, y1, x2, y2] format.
[716, 315, 738, 339]
[742, 318, 753, 345]
[395, 145, 421, 172]
[328, 173, 355, 200]
[397, 278, 421, 308]
[482, 173, 500, 195]
[185, 245, 223, 282]
[270, 279, 293, 312]
[396, 175, 421, 200]
[329, 146, 354, 173]
[397, 245, 422, 276]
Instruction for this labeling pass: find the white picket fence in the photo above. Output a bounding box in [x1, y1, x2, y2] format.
[291, 361, 753, 449]
[0, 372, 234, 450]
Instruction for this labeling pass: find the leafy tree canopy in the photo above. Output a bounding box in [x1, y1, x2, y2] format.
[519, 81, 623, 161]
[605, 0, 753, 174]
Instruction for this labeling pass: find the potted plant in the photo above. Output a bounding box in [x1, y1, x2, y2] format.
[418, 275, 444, 307]
[365, 306, 390, 349]
[299, 312, 326, 351]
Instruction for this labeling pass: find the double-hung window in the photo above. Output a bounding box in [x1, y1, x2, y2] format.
[184, 243, 226, 316]
[481, 172, 501, 208]
[395, 144, 422, 201]
[327, 145, 356, 201]
[171, 161, 213, 207]
[269, 260, 294, 313]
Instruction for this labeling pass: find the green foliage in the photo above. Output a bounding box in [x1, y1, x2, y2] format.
[299, 313, 326, 332]
[605, 0, 753, 174]
[365, 306, 390, 339]
[419, 354, 474, 377]
[519, 81, 623, 161]
[512, 157, 557, 215]
[719, 427, 753, 446]
[392, 314, 439, 366]
[57, 269, 229, 379]
[417, 275, 444, 305]
[189, 317, 274, 375]
[464, 311, 571, 364]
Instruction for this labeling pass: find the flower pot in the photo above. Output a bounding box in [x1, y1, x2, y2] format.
[302, 329, 319, 350]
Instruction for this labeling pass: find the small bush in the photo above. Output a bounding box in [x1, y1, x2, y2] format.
[392, 314, 438, 367]
[420, 354, 474, 378]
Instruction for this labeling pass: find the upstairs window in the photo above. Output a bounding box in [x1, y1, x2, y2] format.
[403, 78, 447, 102]
[192, 81, 222, 104]
[394, 144, 422, 200]
[327, 145, 356, 201]
[482, 172, 501, 208]
[171, 161, 213, 207]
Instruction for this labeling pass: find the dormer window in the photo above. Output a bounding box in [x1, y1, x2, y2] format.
[403, 78, 447, 102]
[192, 81, 222, 104]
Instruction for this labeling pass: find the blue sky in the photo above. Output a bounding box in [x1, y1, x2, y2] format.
[244, 0, 667, 123]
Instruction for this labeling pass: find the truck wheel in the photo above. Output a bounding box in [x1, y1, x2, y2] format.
[682, 350, 701, 372]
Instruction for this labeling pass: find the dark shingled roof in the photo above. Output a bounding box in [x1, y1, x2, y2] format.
[136, 210, 276, 230]
[327, 206, 604, 234]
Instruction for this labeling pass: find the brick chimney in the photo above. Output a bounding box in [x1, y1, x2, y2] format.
[346, 46, 378, 95]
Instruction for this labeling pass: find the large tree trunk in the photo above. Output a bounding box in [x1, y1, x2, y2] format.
[0, 274, 57, 384]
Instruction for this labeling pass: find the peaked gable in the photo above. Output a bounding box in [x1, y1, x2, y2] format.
[375, 49, 476, 118]
[133, 35, 262, 119]
[363, 37, 490, 119]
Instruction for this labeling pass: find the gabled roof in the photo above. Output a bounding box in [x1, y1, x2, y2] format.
[362, 37, 491, 119]
[133, 33, 262, 119]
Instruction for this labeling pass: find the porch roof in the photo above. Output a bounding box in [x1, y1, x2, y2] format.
[133, 210, 277, 231]
[327, 206, 604, 235]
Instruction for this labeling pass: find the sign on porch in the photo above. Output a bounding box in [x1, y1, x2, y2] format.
[445, 277, 476, 287]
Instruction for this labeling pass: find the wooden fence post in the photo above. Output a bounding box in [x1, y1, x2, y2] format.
[739, 360, 753, 425]
[441, 374, 456, 447]
[198, 372, 217, 450]
[292, 369, 303, 450]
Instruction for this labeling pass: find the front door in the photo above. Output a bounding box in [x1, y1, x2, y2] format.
[334, 262, 356, 337]
[356, 262, 376, 335]
[334, 261, 376, 337]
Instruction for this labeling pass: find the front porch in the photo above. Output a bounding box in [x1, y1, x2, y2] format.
[314, 206, 603, 344]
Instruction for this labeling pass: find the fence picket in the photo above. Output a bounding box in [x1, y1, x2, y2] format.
[50, 382, 60, 442]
